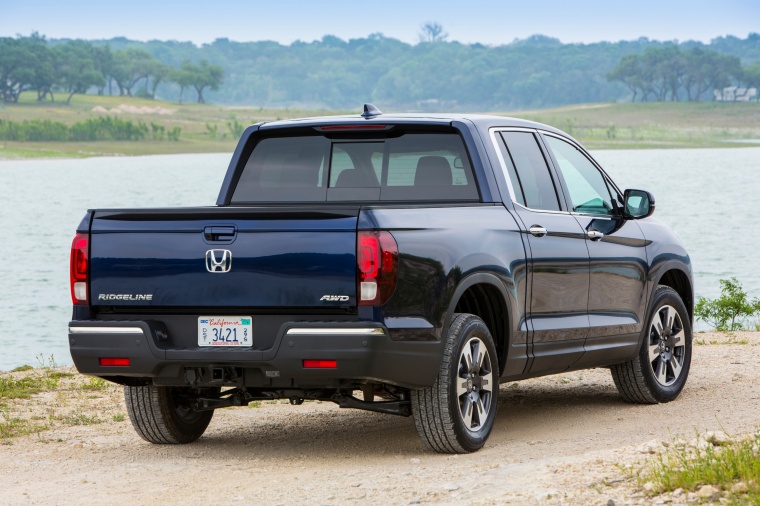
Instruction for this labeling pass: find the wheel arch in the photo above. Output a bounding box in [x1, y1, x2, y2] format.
[654, 267, 694, 321]
[445, 273, 512, 376]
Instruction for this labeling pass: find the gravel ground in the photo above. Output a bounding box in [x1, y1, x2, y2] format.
[1, 331, 759, 505]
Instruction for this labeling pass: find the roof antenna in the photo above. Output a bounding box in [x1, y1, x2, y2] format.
[361, 103, 383, 119]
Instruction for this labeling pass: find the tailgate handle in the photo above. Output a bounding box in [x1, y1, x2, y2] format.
[204, 226, 237, 243]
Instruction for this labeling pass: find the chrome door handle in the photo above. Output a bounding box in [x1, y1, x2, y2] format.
[529, 226, 547, 237]
[587, 230, 604, 240]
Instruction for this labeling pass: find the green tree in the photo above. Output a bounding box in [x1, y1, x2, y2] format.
[55, 40, 104, 104]
[111, 49, 157, 96]
[169, 65, 195, 103]
[92, 44, 114, 96]
[607, 53, 645, 101]
[0, 35, 50, 103]
[146, 60, 171, 99]
[181, 60, 224, 103]
[695, 278, 760, 331]
[25, 33, 56, 102]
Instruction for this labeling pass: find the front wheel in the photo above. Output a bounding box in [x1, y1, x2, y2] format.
[124, 385, 215, 444]
[611, 286, 692, 404]
[411, 313, 499, 453]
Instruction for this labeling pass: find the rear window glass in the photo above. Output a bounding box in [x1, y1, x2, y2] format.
[231, 132, 479, 203]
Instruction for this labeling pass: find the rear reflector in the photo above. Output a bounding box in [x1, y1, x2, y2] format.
[303, 359, 337, 369]
[99, 358, 130, 367]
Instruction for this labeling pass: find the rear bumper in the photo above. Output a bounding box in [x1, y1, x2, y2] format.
[68, 320, 442, 389]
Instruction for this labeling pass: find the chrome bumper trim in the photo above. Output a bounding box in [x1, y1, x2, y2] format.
[68, 326, 144, 335]
[286, 327, 386, 336]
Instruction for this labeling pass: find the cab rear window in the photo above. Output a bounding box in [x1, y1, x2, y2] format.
[230, 132, 479, 203]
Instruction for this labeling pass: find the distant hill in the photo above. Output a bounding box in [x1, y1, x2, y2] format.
[47, 33, 760, 110]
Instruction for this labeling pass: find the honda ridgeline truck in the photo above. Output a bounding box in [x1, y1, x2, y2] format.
[68, 105, 693, 453]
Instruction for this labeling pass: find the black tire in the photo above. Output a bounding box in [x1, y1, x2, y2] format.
[611, 286, 692, 404]
[124, 385, 215, 444]
[411, 313, 499, 453]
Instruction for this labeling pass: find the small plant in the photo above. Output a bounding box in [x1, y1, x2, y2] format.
[150, 122, 165, 140]
[81, 377, 107, 391]
[205, 122, 218, 139]
[227, 115, 245, 138]
[695, 277, 760, 331]
[56, 411, 102, 426]
[167, 126, 181, 141]
[112, 413, 125, 422]
[644, 433, 760, 500]
[10, 365, 33, 372]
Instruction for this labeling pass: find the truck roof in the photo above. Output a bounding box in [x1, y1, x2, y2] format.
[258, 108, 567, 137]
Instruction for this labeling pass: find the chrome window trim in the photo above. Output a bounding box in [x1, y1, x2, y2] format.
[488, 126, 571, 216]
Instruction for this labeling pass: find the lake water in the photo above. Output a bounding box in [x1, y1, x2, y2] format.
[0, 148, 758, 371]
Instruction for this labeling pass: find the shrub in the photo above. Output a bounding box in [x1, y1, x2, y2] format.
[695, 277, 760, 331]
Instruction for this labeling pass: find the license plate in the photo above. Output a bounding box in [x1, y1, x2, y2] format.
[198, 317, 252, 347]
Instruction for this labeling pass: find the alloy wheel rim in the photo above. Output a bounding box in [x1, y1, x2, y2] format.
[456, 336, 494, 432]
[647, 304, 686, 387]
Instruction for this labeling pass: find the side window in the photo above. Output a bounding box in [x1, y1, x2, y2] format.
[543, 135, 614, 216]
[500, 131, 561, 211]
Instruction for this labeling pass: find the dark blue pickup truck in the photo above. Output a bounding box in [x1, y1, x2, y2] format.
[69, 105, 693, 453]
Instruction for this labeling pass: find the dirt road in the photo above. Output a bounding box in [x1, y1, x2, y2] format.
[2, 332, 759, 505]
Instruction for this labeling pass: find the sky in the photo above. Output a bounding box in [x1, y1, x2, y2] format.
[2, 0, 758, 46]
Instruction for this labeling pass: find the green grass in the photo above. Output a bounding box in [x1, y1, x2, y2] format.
[0, 373, 60, 400]
[695, 336, 750, 345]
[0, 413, 48, 439]
[55, 411, 102, 426]
[644, 433, 760, 503]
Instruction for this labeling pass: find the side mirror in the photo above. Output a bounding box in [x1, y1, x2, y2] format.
[623, 189, 655, 219]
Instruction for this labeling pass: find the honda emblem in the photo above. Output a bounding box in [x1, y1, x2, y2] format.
[206, 249, 232, 273]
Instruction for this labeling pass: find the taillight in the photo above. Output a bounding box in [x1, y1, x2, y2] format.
[70, 233, 89, 305]
[357, 231, 398, 306]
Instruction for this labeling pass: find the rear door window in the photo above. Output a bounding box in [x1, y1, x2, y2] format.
[499, 131, 561, 211]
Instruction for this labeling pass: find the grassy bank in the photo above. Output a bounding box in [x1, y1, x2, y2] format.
[1, 94, 759, 158]
[0, 93, 345, 159]
[508, 101, 760, 149]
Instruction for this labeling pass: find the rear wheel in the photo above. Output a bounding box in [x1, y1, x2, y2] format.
[411, 313, 499, 453]
[124, 385, 215, 444]
[611, 286, 692, 403]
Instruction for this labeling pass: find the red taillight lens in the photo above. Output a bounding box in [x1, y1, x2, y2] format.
[70, 233, 89, 305]
[303, 359, 337, 369]
[99, 358, 130, 367]
[357, 231, 398, 306]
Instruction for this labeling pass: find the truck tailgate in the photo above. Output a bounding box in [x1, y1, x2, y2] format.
[89, 207, 358, 308]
